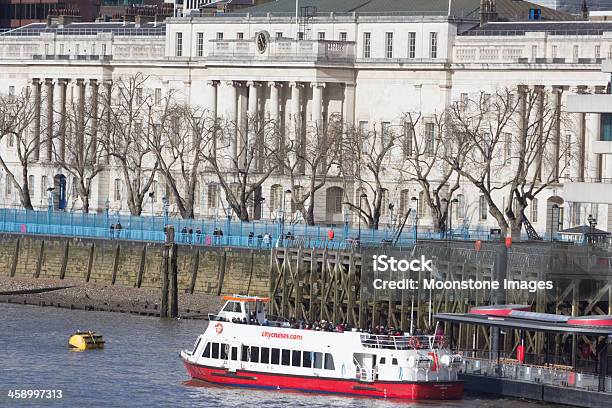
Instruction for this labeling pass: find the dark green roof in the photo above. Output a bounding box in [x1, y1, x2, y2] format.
[245, 0, 574, 21]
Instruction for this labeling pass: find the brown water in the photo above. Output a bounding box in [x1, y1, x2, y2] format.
[0, 303, 562, 407]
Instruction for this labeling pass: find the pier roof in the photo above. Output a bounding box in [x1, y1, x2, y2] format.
[435, 313, 612, 336]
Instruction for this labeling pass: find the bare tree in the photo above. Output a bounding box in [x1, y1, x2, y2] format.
[103, 74, 159, 216]
[147, 94, 204, 219]
[397, 112, 467, 233]
[55, 84, 107, 213]
[0, 89, 47, 210]
[283, 114, 344, 225]
[342, 121, 402, 230]
[200, 113, 282, 222]
[446, 87, 573, 239]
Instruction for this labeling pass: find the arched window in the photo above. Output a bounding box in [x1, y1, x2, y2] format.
[269, 184, 283, 212]
[326, 186, 344, 215]
[456, 194, 465, 219]
[113, 178, 122, 201]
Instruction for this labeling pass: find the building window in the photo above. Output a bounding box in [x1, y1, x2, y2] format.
[479, 195, 487, 220]
[216, 32, 223, 40]
[41, 175, 48, 199]
[59, 44, 65, 54]
[28, 175, 34, 198]
[318, 32, 326, 40]
[114, 179, 122, 201]
[136, 88, 143, 104]
[155, 88, 162, 105]
[9, 86, 15, 97]
[403, 122, 414, 157]
[595, 44, 601, 59]
[339, 32, 347, 41]
[197, 32, 204, 57]
[363, 32, 371, 58]
[91, 43, 96, 55]
[460, 93, 468, 111]
[385, 32, 393, 58]
[359, 121, 369, 151]
[175, 32, 183, 57]
[608, 45, 612, 59]
[381, 122, 391, 146]
[551, 45, 557, 59]
[417, 191, 426, 218]
[601, 113, 612, 141]
[276, 32, 283, 39]
[429, 32, 437, 59]
[298, 32, 304, 40]
[326, 187, 344, 215]
[408, 32, 416, 59]
[456, 194, 465, 218]
[531, 45, 537, 60]
[44, 44, 49, 55]
[530, 198, 538, 222]
[150, 180, 157, 203]
[5, 179, 12, 196]
[270, 184, 283, 212]
[208, 184, 219, 208]
[8, 134, 14, 147]
[424, 122, 435, 154]
[237, 32, 244, 40]
[101, 44, 106, 55]
[573, 45, 579, 59]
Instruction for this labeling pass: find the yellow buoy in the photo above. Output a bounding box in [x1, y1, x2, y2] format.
[68, 331, 105, 350]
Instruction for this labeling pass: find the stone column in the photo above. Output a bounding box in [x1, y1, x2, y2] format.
[56, 79, 67, 162]
[247, 81, 259, 170]
[343, 83, 356, 127]
[552, 86, 563, 182]
[311, 82, 325, 129]
[87, 79, 99, 164]
[73, 79, 86, 165]
[220, 80, 238, 162]
[103, 80, 112, 165]
[289, 82, 302, 169]
[204, 80, 218, 119]
[32, 78, 42, 161]
[269, 82, 280, 123]
[43, 79, 54, 162]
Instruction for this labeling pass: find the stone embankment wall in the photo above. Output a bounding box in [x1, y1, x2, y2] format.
[0, 233, 270, 296]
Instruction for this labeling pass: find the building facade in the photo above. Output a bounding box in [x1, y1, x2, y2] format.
[0, 0, 611, 235]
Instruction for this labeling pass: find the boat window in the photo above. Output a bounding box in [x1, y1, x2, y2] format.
[241, 345, 249, 362]
[324, 353, 335, 370]
[392, 358, 398, 365]
[251, 346, 260, 363]
[380, 357, 386, 365]
[211, 342, 220, 359]
[192, 338, 202, 354]
[302, 351, 313, 368]
[271, 348, 280, 364]
[281, 349, 291, 366]
[261, 347, 270, 364]
[202, 342, 211, 358]
[314, 352, 323, 369]
[222, 301, 242, 313]
[220, 343, 228, 360]
[231, 347, 238, 361]
[291, 350, 301, 367]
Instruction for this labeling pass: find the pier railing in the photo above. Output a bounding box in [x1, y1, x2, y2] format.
[360, 334, 445, 350]
[462, 356, 612, 393]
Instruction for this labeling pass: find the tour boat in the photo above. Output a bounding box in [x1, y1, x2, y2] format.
[181, 295, 463, 400]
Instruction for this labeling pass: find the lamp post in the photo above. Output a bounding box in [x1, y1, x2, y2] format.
[550, 204, 559, 242]
[358, 193, 367, 241]
[446, 198, 459, 240]
[281, 189, 292, 239]
[411, 196, 419, 243]
[149, 191, 155, 217]
[587, 213, 597, 245]
[162, 196, 169, 227]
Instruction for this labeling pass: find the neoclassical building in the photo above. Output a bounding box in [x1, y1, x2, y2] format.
[0, 0, 611, 234]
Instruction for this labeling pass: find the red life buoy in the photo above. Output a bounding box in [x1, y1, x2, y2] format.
[328, 229, 335, 240]
[215, 322, 223, 334]
[428, 352, 439, 372]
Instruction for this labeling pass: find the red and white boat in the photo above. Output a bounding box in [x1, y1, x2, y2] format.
[181, 295, 463, 400]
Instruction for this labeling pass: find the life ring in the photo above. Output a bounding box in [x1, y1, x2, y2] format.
[215, 322, 224, 334]
[427, 352, 439, 372]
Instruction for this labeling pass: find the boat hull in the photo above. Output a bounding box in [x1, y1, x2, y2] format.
[183, 360, 463, 400]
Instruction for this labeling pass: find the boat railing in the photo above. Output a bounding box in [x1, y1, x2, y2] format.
[360, 334, 445, 350]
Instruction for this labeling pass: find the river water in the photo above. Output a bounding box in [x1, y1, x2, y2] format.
[0, 304, 559, 407]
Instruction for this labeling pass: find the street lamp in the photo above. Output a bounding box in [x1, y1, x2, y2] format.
[358, 193, 368, 241]
[587, 214, 597, 244]
[281, 189, 292, 239]
[161, 196, 169, 227]
[411, 196, 419, 243]
[148, 190, 155, 217]
[550, 204, 559, 242]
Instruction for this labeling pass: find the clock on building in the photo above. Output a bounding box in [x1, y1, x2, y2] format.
[256, 31, 269, 54]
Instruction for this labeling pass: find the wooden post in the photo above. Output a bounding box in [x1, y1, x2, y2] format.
[189, 249, 200, 294]
[34, 240, 45, 279]
[111, 243, 120, 285]
[161, 226, 173, 318]
[135, 245, 147, 288]
[85, 242, 95, 283]
[169, 240, 178, 318]
[59, 241, 69, 280]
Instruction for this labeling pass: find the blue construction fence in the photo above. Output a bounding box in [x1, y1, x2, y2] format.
[0, 208, 527, 249]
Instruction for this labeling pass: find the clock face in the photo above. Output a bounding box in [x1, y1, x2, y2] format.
[256, 32, 268, 54]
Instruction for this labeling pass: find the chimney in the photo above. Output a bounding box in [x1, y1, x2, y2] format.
[479, 0, 498, 26]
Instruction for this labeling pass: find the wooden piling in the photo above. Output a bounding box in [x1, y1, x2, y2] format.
[161, 226, 174, 318]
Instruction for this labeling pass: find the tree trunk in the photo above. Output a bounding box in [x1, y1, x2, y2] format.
[20, 167, 33, 210]
[305, 203, 315, 226]
[82, 194, 90, 214]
